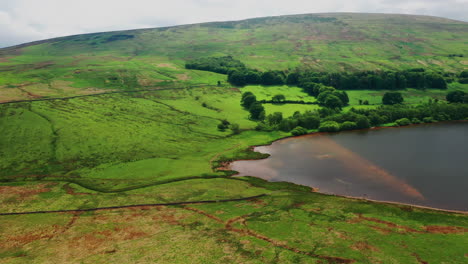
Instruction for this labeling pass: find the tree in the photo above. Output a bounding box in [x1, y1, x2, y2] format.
[291, 126, 308, 136]
[241, 93, 257, 109]
[249, 103, 265, 120]
[319, 121, 340, 132]
[396, 118, 411, 126]
[261, 71, 285, 85]
[446, 90, 466, 103]
[299, 114, 320, 129]
[229, 123, 241, 134]
[272, 94, 286, 103]
[267, 112, 283, 125]
[228, 70, 247, 86]
[382, 92, 404, 105]
[323, 95, 343, 109]
[356, 116, 371, 129]
[340, 121, 358, 131]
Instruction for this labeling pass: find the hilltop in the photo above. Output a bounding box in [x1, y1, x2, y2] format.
[0, 13, 467, 102]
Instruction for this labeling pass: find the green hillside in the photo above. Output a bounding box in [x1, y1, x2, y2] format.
[0, 13, 467, 264]
[1, 13, 467, 102]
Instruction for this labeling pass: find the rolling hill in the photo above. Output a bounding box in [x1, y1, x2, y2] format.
[0, 13, 467, 264]
[0, 13, 467, 102]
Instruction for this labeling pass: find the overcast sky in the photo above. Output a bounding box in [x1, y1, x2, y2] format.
[1, 0, 467, 48]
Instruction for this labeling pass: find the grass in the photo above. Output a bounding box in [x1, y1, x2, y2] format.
[1, 84, 467, 263]
[0, 12, 467, 264]
[1, 13, 467, 103]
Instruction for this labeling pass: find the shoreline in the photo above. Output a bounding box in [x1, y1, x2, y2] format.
[224, 120, 468, 215]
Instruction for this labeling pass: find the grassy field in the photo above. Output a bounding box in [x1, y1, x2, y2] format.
[1, 12, 468, 264]
[1, 84, 467, 263]
[1, 13, 467, 103]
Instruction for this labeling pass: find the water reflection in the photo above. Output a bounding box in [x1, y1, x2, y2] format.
[231, 123, 468, 211]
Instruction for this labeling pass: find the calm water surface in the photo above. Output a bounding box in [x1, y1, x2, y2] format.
[231, 122, 468, 211]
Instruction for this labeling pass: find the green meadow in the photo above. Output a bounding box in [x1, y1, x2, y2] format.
[0, 13, 467, 263]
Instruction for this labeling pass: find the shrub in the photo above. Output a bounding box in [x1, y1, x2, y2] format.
[291, 126, 308, 136]
[423, 117, 435, 123]
[396, 118, 412, 126]
[382, 92, 404, 105]
[319, 121, 340, 132]
[356, 116, 371, 129]
[411, 118, 421, 124]
[340, 121, 358, 131]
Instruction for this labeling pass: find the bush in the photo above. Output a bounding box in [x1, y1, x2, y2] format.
[382, 92, 404, 105]
[291, 126, 308, 136]
[396, 118, 412, 126]
[319, 121, 340, 132]
[356, 116, 371, 129]
[411, 118, 421, 124]
[340, 121, 358, 131]
[423, 117, 435, 123]
[229, 123, 241, 134]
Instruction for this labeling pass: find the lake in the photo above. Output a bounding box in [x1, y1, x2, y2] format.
[231, 122, 468, 211]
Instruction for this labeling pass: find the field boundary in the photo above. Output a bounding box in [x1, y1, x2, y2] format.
[0, 194, 267, 216]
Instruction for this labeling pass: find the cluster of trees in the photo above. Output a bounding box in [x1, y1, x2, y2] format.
[382, 92, 404, 105]
[291, 69, 448, 90]
[217, 119, 241, 134]
[459, 71, 468, 84]
[241, 92, 266, 120]
[186, 57, 468, 91]
[185, 56, 246, 74]
[446, 90, 468, 103]
[255, 111, 321, 135]
[254, 99, 468, 135]
[228, 69, 285, 86]
[297, 82, 349, 108]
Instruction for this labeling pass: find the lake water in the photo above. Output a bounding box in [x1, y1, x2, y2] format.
[231, 122, 468, 211]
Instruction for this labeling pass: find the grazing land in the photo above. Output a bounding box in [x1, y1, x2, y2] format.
[0, 13, 467, 263]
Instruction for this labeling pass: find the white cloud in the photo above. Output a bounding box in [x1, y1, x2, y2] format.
[0, 0, 467, 48]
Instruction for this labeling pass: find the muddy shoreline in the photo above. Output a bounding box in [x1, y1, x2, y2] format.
[224, 120, 468, 214]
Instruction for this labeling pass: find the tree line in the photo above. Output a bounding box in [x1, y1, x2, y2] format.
[185, 56, 467, 90]
[238, 90, 468, 135]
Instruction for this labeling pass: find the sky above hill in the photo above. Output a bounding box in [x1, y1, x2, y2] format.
[1, 0, 467, 48]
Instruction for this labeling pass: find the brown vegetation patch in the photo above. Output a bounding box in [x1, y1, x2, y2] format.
[176, 73, 190, 81]
[156, 63, 178, 69]
[184, 207, 223, 223]
[351, 242, 379, 252]
[63, 184, 94, 196]
[424, 225, 468, 234]
[412, 252, 429, 264]
[0, 183, 52, 200]
[351, 214, 423, 234]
